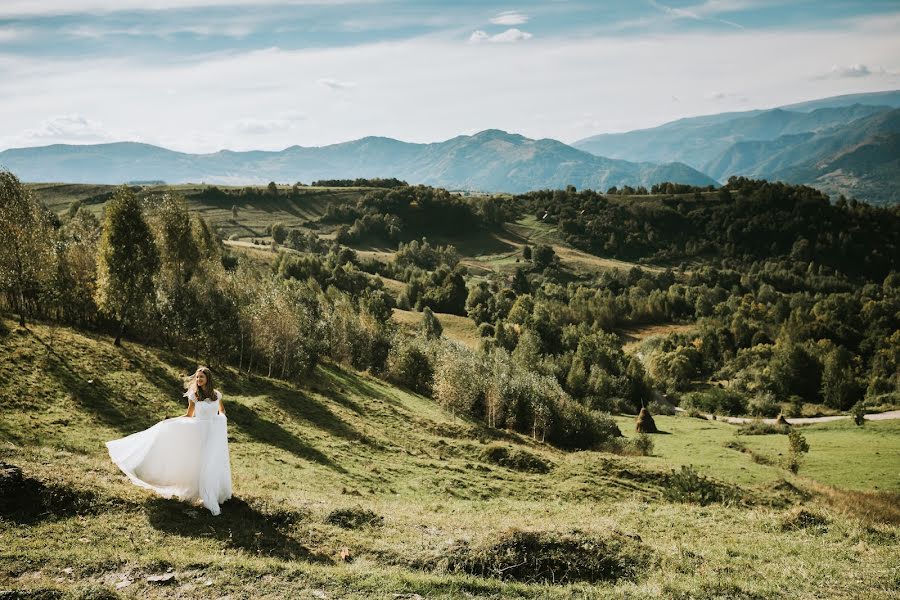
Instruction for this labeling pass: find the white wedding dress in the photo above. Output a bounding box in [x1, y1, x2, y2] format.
[106, 390, 233, 515]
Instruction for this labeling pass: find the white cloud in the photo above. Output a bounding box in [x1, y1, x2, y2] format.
[0, 14, 898, 153]
[317, 78, 356, 90]
[0, 27, 32, 42]
[0, 0, 374, 17]
[470, 28, 533, 44]
[21, 114, 115, 144]
[821, 64, 872, 79]
[228, 111, 307, 135]
[490, 11, 529, 26]
[489, 28, 533, 43]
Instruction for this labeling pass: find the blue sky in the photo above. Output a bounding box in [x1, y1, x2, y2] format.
[1, 0, 898, 152]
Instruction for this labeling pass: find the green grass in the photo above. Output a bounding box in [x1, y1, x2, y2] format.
[2, 319, 899, 598]
[737, 419, 900, 492]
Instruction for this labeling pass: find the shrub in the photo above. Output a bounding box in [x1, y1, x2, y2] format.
[779, 507, 829, 532]
[631, 434, 654, 456]
[648, 397, 676, 415]
[441, 528, 653, 584]
[736, 420, 790, 435]
[851, 401, 866, 426]
[663, 465, 744, 506]
[748, 392, 780, 418]
[682, 388, 747, 416]
[325, 507, 383, 529]
[386, 335, 434, 395]
[479, 443, 552, 473]
[549, 398, 621, 450]
[786, 430, 810, 473]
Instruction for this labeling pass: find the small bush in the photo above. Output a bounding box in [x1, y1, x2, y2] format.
[480, 443, 552, 473]
[386, 335, 434, 395]
[648, 398, 676, 416]
[785, 430, 810, 473]
[736, 420, 790, 435]
[682, 388, 747, 416]
[780, 507, 829, 532]
[851, 401, 866, 426]
[73, 585, 121, 600]
[441, 528, 654, 584]
[663, 465, 744, 506]
[748, 393, 780, 418]
[325, 507, 383, 529]
[631, 434, 654, 456]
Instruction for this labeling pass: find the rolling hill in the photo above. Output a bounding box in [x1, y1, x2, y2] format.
[0, 129, 716, 194]
[2, 318, 899, 598]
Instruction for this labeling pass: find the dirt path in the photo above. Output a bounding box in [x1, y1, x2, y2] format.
[674, 408, 900, 425]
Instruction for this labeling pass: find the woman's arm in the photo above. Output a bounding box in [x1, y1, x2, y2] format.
[217, 391, 226, 416]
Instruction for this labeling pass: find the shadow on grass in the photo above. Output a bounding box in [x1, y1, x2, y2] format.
[0, 462, 129, 524]
[35, 330, 162, 435]
[146, 496, 331, 563]
[225, 402, 345, 473]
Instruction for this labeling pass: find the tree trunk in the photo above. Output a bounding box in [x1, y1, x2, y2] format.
[238, 331, 244, 372]
[114, 318, 126, 346]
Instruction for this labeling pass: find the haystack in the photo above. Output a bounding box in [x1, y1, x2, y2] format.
[635, 407, 658, 434]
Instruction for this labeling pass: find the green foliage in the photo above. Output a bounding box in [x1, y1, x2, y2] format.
[736, 421, 790, 436]
[821, 346, 862, 410]
[325, 507, 383, 529]
[479, 443, 552, 473]
[663, 465, 744, 506]
[386, 334, 434, 395]
[786, 430, 810, 473]
[311, 177, 407, 188]
[95, 186, 160, 344]
[0, 170, 54, 326]
[420, 306, 443, 340]
[682, 388, 747, 416]
[442, 528, 653, 584]
[271, 221, 287, 244]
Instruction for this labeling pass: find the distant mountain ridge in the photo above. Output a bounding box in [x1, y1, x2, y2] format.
[573, 90, 900, 205]
[0, 129, 717, 194]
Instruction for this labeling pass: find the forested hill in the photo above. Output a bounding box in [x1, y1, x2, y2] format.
[521, 178, 900, 283]
[0, 129, 716, 193]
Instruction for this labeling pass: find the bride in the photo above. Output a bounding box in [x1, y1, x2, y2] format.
[106, 366, 233, 515]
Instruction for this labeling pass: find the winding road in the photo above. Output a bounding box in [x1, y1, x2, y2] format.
[673, 408, 900, 425]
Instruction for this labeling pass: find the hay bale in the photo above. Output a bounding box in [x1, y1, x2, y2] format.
[774, 414, 791, 427]
[635, 407, 658, 434]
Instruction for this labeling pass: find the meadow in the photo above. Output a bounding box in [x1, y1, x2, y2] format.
[1, 318, 898, 599]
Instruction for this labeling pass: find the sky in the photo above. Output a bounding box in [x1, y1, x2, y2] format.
[0, 0, 899, 153]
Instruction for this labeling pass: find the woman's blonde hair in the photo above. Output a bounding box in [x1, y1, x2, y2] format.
[184, 365, 216, 401]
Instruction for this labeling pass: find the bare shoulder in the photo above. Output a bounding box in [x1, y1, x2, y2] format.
[215, 390, 223, 401]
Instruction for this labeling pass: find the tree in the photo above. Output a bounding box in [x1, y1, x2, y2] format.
[512, 268, 530, 295]
[421, 306, 443, 340]
[95, 186, 160, 346]
[271, 222, 287, 245]
[0, 171, 52, 326]
[821, 346, 861, 410]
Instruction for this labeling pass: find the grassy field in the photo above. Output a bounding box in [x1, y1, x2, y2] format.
[2, 318, 899, 599]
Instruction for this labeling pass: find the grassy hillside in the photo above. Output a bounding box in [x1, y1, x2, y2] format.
[2, 318, 898, 599]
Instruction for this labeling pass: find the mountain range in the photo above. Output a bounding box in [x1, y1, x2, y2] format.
[574, 90, 900, 205]
[1, 90, 898, 203]
[0, 130, 716, 194]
